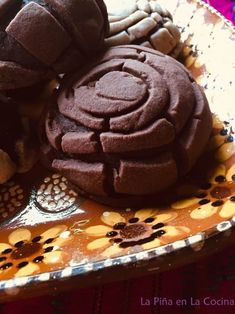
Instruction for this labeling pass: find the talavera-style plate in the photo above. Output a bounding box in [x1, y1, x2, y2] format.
[0, 0, 235, 302]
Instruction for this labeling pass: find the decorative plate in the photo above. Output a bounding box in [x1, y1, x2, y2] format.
[0, 0, 235, 302]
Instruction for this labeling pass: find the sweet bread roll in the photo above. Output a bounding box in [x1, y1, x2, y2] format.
[0, 0, 109, 90]
[42, 46, 212, 206]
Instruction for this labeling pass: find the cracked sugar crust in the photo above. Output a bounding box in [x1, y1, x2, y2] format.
[0, 0, 109, 90]
[104, 0, 181, 56]
[42, 45, 212, 206]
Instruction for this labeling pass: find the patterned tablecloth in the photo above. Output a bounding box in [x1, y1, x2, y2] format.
[1, 1, 235, 313]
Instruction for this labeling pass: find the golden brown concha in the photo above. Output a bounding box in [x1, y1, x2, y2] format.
[104, 0, 181, 56]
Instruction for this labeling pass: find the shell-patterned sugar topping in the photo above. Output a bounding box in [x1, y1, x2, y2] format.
[43, 45, 212, 207]
[0, 0, 109, 90]
[104, 0, 181, 56]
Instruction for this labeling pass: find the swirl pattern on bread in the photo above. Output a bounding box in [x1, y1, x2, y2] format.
[43, 45, 212, 206]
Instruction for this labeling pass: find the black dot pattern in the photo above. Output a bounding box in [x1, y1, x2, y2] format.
[113, 223, 126, 230]
[215, 175, 226, 183]
[199, 199, 210, 205]
[128, 218, 139, 224]
[14, 241, 24, 248]
[152, 223, 165, 230]
[106, 231, 118, 237]
[226, 135, 234, 142]
[33, 256, 44, 263]
[144, 217, 155, 223]
[44, 246, 54, 253]
[0, 262, 13, 270]
[17, 261, 28, 269]
[44, 238, 54, 244]
[2, 248, 13, 255]
[32, 236, 42, 243]
[113, 238, 123, 243]
[220, 128, 228, 136]
[153, 230, 166, 237]
[211, 200, 224, 207]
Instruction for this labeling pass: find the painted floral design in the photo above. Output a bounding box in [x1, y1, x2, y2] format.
[0, 181, 25, 222]
[172, 181, 235, 220]
[35, 174, 79, 213]
[182, 40, 198, 69]
[84, 209, 190, 257]
[171, 120, 235, 220]
[0, 225, 71, 277]
[207, 114, 235, 153]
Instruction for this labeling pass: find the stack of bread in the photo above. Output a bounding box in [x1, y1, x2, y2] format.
[0, 0, 212, 207]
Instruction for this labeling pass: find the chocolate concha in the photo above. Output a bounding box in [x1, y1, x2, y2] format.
[104, 0, 181, 56]
[43, 45, 212, 207]
[0, 0, 109, 90]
